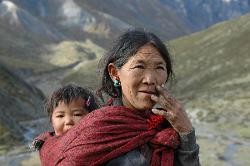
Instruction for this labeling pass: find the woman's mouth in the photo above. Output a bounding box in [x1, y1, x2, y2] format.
[139, 90, 156, 95]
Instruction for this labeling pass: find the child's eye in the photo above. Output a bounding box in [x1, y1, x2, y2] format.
[74, 113, 83, 116]
[56, 115, 64, 118]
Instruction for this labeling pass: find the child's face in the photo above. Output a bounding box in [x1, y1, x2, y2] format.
[51, 98, 88, 136]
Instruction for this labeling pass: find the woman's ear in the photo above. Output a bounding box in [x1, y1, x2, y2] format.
[108, 63, 119, 80]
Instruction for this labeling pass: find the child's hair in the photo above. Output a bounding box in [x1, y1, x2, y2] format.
[45, 84, 99, 121]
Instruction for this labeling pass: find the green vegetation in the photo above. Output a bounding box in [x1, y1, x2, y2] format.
[57, 40, 105, 88]
[167, 13, 250, 165]
[168, 13, 250, 125]
[63, 58, 101, 88]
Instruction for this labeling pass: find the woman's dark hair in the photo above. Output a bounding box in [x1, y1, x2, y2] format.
[100, 29, 173, 98]
[45, 84, 99, 121]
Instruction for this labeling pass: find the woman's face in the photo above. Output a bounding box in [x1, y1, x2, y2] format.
[110, 43, 168, 111]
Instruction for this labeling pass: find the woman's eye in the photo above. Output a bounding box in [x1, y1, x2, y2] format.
[157, 66, 165, 70]
[56, 115, 64, 118]
[134, 65, 144, 69]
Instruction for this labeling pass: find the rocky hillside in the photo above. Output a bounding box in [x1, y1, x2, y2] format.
[0, 0, 190, 93]
[0, 63, 45, 148]
[2, 0, 190, 46]
[75, 0, 190, 40]
[160, 0, 250, 31]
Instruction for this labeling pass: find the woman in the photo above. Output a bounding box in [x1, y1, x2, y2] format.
[38, 30, 200, 166]
[98, 29, 200, 165]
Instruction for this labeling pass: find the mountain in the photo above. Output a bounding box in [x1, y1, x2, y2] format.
[160, 0, 250, 31]
[169, 13, 250, 165]
[0, 0, 191, 95]
[75, 0, 190, 40]
[0, 0, 62, 41]
[0, 63, 45, 147]
[0, 0, 61, 79]
[5, 0, 190, 46]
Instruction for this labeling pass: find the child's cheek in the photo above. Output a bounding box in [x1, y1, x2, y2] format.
[52, 119, 63, 136]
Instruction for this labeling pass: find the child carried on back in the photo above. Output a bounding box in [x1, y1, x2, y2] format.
[32, 84, 98, 164]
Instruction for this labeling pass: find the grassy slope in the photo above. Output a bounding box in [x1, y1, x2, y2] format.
[169, 13, 250, 127]
[0, 21, 57, 74]
[61, 40, 105, 88]
[0, 19, 105, 95]
[169, 13, 250, 165]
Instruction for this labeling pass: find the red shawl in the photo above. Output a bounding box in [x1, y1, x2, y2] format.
[38, 106, 180, 166]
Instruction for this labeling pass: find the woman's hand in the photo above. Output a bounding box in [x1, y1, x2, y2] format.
[151, 85, 193, 135]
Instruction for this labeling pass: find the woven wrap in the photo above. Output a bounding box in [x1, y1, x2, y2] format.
[38, 106, 180, 166]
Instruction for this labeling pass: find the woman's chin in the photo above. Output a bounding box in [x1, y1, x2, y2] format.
[136, 101, 154, 111]
[140, 99, 154, 110]
[124, 97, 155, 111]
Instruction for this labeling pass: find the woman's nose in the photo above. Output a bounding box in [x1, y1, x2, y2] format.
[143, 70, 156, 85]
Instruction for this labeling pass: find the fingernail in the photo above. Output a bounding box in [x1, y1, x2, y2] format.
[156, 85, 161, 89]
[152, 109, 157, 113]
[151, 95, 157, 100]
[161, 84, 164, 87]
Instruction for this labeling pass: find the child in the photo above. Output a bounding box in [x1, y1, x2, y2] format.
[32, 84, 99, 150]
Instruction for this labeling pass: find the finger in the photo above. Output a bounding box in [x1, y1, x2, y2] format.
[157, 86, 179, 105]
[152, 108, 174, 121]
[152, 108, 168, 117]
[156, 85, 172, 100]
[151, 95, 172, 110]
[152, 109, 178, 125]
[165, 96, 177, 106]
